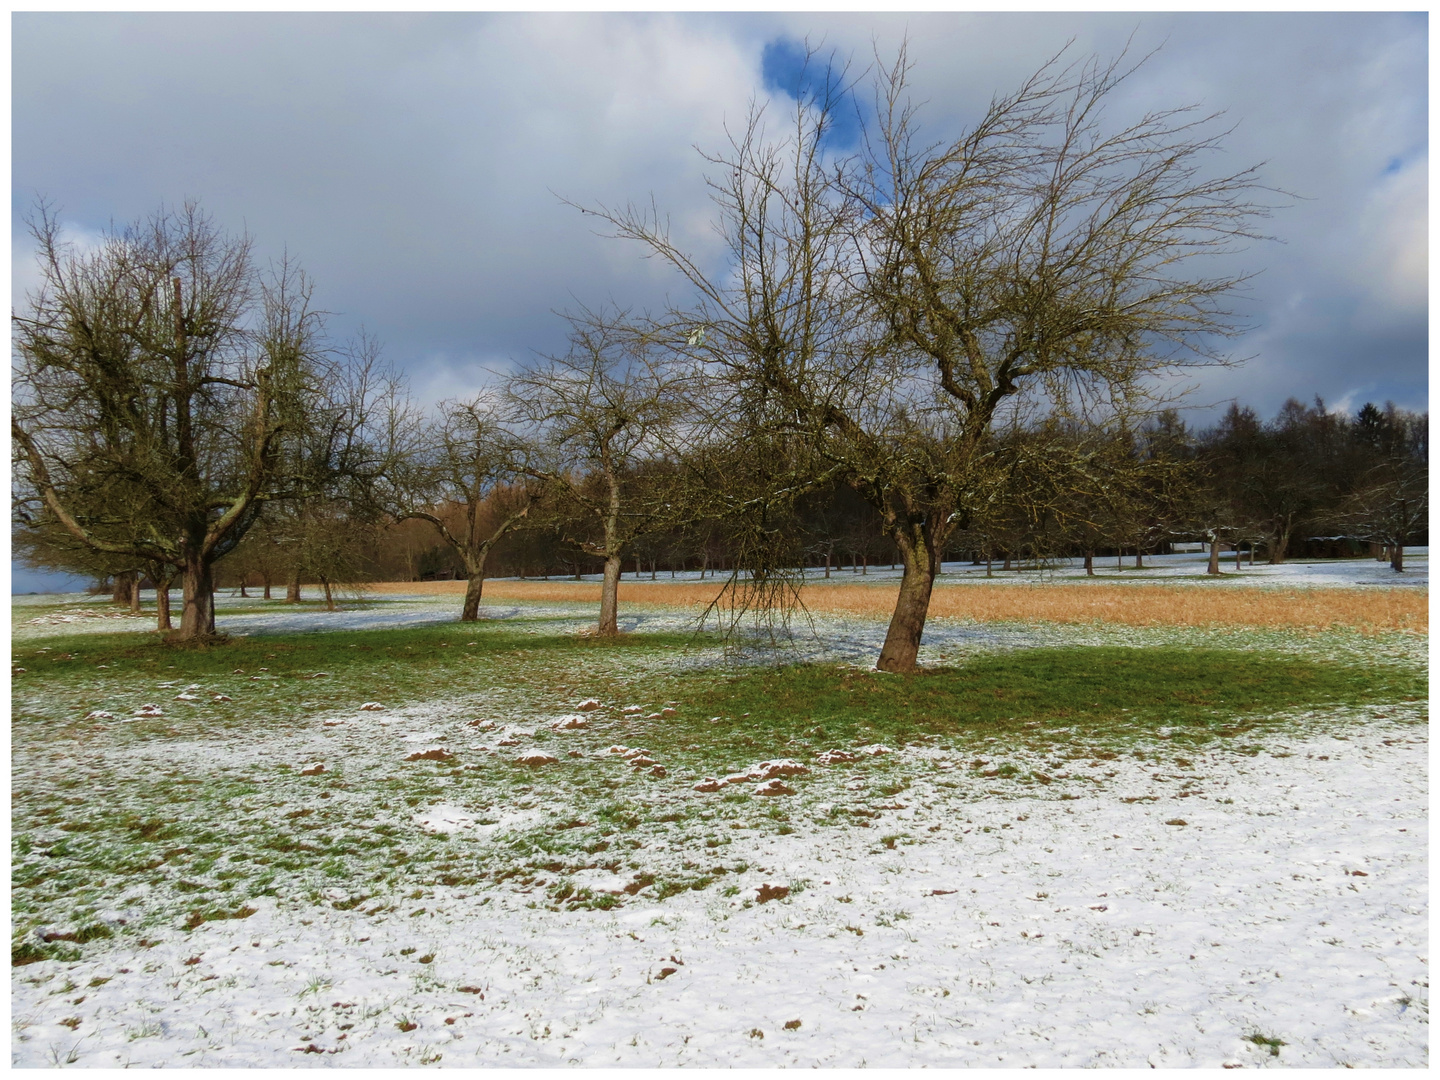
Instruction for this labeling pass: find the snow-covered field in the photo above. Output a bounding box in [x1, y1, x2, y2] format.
[10, 585, 1428, 1067]
[11, 716, 1428, 1068]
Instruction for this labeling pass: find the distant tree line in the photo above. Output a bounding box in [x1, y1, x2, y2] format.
[11, 46, 1427, 668]
[209, 394, 1428, 588]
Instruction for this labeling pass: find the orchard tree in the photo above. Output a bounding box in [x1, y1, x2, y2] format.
[594, 46, 1270, 669]
[388, 394, 542, 622]
[1338, 404, 1428, 572]
[509, 310, 689, 635]
[12, 203, 389, 640]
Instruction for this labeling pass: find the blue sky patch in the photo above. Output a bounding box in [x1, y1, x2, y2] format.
[760, 36, 863, 149]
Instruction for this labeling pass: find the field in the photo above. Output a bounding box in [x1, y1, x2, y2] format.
[10, 555, 1429, 1067]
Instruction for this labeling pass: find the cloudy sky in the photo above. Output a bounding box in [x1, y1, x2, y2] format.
[10, 12, 1428, 590]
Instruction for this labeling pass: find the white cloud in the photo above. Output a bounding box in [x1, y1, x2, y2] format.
[10, 12, 1428, 418]
[1353, 155, 1427, 323]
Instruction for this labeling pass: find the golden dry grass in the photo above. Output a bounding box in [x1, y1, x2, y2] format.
[365, 578, 1425, 632]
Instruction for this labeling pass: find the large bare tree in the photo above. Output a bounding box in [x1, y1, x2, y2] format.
[592, 46, 1270, 670]
[11, 203, 384, 640]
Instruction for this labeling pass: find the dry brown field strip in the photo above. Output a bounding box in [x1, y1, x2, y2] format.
[367, 579, 1425, 631]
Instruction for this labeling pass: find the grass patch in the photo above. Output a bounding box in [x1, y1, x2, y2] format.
[12, 599, 1425, 960]
[12, 620, 701, 688]
[665, 646, 1424, 755]
[373, 578, 1428, 632]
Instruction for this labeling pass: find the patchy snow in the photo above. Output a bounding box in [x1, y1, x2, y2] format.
[12, 721, 1426, 1067]
[414, 805, 477, 834]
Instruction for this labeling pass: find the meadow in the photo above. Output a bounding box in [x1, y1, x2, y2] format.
[10, 563, 1428, 1067]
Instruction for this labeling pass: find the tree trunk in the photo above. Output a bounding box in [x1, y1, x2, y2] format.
[130, 578, 142, 613]
[461, 568, 487, 622]
[1207, 538, 1221, 575]
[598, 553, 621, 635]
[112, 571, 136, 607]
[175, 551, 217, 639]
[877, 535, 938, 674]
[156, 579, 173, 632]
[862, 554, 868, 575]
[1268, 530, 1289, 565]
[1134, 549, 1143, 569]
[262, 575, 272, 600]
[321, 577, 335, 612]
[1084, 551, 1094, 576]
[239, 578, 249, 598]
[825, 549, 832, 578]
[1236, 544, 1244, 571]
[1391, 544, 1405, 572]
[1002, 553, 1011, 572]
[286, 573, 302, 603]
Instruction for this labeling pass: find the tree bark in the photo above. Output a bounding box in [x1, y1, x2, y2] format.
[598, 554, 622, 635]
[1207, 538, 1221, 575]
[286, 573, 302, 603]
[461, 568, 487, 622]
[1134, 549, 1144, 569]
[262, 575, 272, 600]
[156, 579, 173, 632]
[1084, 551, 1094, 576]
[321, 577, 335, 611]
[877, 535, 938, 673]
[112, 571, 135, 606]
[1268, 528, 1289, 565]
[129, 579, 142, 614]
[1391, 544, 1405, 572]
[176, 551, 217, 639]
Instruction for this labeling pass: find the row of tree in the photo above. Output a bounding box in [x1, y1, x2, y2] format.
[191, 394, 1425, 597]
[12, 46, 1428, 670]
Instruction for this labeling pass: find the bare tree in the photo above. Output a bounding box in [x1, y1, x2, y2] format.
[388, 394, 541, 621]
[11, 202, 384, 641]
[510, 310, 689, 635]
[1335, 407, 1428, 572]
[588, 45, 1270, 670]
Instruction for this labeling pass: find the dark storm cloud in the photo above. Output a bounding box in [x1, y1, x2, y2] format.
[13, 11, 1426, 419]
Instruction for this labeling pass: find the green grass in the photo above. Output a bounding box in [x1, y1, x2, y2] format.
[13, 620, 699, 688]
[659, 646, 1425, 758]
[11, 621, 706, 741]
[11, 611, 1426, 967]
